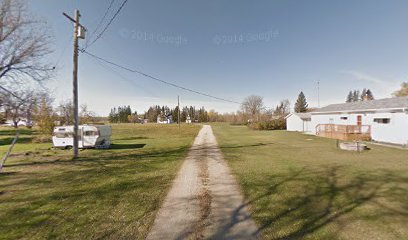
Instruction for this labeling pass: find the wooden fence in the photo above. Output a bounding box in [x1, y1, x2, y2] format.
[316, 124, 371, 141]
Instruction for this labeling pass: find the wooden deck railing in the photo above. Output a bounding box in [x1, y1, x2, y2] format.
[316, 124, 371, 141]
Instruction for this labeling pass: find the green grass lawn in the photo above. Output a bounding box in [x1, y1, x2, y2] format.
[0, 124, 201, 239]
[212, 124, 408, 240]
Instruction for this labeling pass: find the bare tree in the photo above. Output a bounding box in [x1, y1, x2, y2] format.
[0, 0, 53, 89]
[274, 99, 290, 118]
[57, 101, 74, 125]
[241, 95, 264, 122]
[79, 104, 95, 124]
[1, 90, 36, 127]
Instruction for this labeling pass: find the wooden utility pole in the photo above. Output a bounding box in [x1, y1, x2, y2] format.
[72, 10, 80, 158]
[63, 10, 85, 158]
[178, 96, 181, 129]
[317, 80, 320, 108]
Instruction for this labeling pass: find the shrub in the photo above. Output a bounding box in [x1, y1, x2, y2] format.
[248, 118, 286, 130]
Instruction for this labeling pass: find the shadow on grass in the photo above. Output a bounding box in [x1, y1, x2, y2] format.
[3, 145, 190, 168]
[115, 136, 150, 141]
[0, 163, 167, 239]
[110, 143, 146, 149]
[207, 166, 408, 239]
[0, 128, 35, 136]
[219, 142, 274, 149]
[0, 137, 32, 145]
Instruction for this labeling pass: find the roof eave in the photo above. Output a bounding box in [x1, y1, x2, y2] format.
[311, 107, 407, 115]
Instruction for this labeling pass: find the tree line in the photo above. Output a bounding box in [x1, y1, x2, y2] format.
[346, 88, 374, 102]
[108, 105, 210, 123]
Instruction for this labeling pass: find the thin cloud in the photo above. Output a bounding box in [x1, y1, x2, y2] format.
[341, 70, 385, 85]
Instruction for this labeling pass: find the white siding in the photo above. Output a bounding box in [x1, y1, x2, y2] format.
[310, 112, 408, 145]
[286, 114, 312, 132]
[371, 112, 408, 145]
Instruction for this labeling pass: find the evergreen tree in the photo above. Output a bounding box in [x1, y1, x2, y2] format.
[352, 90, 360, 102]
[181, 106, 188, 122]
[360, 88, 367, 101]
[366, 89, 374, 100]
[173, 106, 179, 123]
[198, 107, 208, 122]
[346, 91, 353, 103]
[294, 92, 308, 113]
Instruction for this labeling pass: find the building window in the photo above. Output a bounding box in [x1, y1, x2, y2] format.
[340, 117, 348, 120]
[373, 118, 390, 124]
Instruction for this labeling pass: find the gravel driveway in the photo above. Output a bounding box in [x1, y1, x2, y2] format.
[146, 125, 258, 240]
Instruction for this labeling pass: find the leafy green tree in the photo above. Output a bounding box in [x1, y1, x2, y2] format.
[393, 82, 408, 97]
[35, 95, 56, 134]
[294, 92, 308, 113]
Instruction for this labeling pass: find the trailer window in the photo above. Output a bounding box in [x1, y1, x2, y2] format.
[54, 132, 73, 138]
[84, 131, 98, 136]
[373, 118, 390, 124]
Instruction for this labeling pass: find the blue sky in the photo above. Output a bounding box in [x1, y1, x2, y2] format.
[29, 0, 408, 115]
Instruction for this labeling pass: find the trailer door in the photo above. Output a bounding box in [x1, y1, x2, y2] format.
[83, 129, 97, 147]
[78, 128, 84, 148]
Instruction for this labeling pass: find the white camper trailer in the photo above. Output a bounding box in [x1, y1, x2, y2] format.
[52, 125, 112, 149]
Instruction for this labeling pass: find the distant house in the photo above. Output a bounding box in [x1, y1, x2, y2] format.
[285, 113, 312, 132]
[2, 118, 33, 127]
[309, 97, 408, 145]
[157, 113, 173, 124]
[186, 115, 192, 124]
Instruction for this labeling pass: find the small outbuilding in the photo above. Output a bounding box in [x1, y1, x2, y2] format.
[285, 112, 312, 132]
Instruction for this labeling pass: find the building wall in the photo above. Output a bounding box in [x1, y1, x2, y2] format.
[304, 119, 311, 133]
[310, 112, 408, 145]
[286, 115, 311, 132]
[371, 112, 408, 145]
[287, 115, 303, 131]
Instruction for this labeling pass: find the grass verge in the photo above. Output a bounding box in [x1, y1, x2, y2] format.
[212, 124, 408, 240]
[0, 124, 200, 239]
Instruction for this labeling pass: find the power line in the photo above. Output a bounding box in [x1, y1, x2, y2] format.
[88, 51, 160, 98]
[85, 0, 128, 49]
[80, 49, 241, 104]
[85, 0, 116, 48]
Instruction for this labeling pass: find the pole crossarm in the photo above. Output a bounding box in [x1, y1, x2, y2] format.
[63, 12, 87, 30]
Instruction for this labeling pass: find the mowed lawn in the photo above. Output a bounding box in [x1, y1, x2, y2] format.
[212, 124, 408, 240]
[0, 124, 200, 239]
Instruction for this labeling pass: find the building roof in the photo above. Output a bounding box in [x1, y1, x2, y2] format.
[286, 112, 312, 120]
[313, 96, 408, 114]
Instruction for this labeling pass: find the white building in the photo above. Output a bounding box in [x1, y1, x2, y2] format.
[157, 113, 173, 124]
[285, 113, 312, 132]
[186, 115, 192, 124]
[309, 97, 408, 145]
